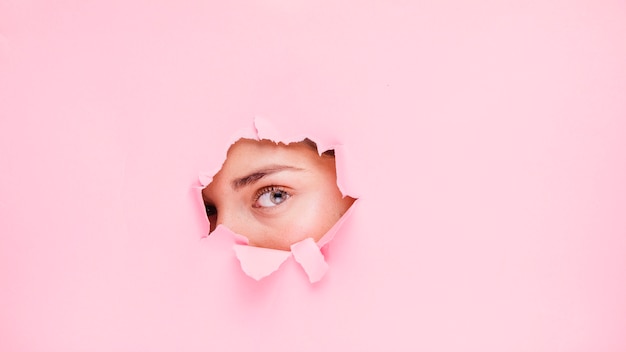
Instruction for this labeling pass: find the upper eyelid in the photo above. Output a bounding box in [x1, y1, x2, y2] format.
[253, 185, 289, 201]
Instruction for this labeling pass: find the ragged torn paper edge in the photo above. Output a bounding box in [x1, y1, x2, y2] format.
[197, 116, 359, 283]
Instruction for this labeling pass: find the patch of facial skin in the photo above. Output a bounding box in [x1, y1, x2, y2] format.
[201, 138, 356, 251]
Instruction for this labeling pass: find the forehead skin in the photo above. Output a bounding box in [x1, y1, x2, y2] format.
[223, 139, 333, 180]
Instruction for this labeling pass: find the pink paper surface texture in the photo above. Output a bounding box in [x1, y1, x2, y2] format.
[1, 1, 626, 351]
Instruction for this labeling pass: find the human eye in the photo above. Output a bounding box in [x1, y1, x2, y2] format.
[253, 186, 291, 208]
[204, 203, 218, 233]
[205, 203, 217, 217]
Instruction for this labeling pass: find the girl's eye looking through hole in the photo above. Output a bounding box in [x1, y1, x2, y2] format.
[205, 204, 217, 217]
[201, 138, 356, 250]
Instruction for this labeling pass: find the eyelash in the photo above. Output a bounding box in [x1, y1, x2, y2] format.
[253, 186, 287, 201]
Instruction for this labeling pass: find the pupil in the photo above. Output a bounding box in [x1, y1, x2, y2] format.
[271, 191, 284, 203]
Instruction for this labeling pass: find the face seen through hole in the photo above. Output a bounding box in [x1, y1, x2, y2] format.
[202, 139, 355, 250]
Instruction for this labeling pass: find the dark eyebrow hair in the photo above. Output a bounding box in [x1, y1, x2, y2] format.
[231, 165, 302, 190]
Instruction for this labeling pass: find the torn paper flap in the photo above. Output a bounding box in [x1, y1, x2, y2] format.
[291, 238, 329, 283]
[233, 244, 292, 281]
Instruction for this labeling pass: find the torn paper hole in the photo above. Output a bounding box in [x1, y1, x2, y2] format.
[198, 117, 357, 282]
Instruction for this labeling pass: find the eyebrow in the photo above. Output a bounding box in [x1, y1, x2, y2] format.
[231, 165, 302, 190]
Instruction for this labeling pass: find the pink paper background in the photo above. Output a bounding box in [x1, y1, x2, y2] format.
[1, 1, 625, 351]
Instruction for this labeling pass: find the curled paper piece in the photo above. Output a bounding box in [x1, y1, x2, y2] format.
[291, 238, 329, 283]
[233, 236, 332, 283]
[233, 245, 293, 281]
